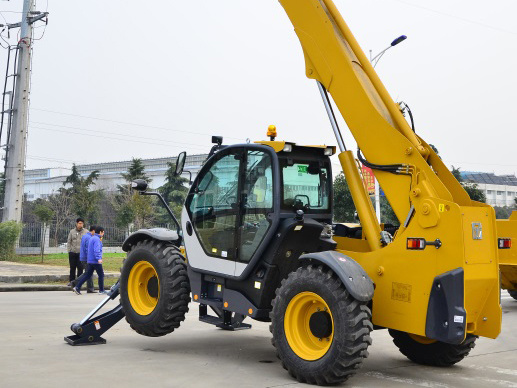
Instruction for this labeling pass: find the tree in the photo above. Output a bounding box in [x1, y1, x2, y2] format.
[33, 201, 54, 262]
[114, 158, 155, 232]
[451, 166, 486, 203]
[494, 206, 513, 219]
[158, 162, 189, 222]
[47, 188, 74, 246]
[121, 158, 151, 185]
[64, 164, 101, 222]
[333, 173, 356, 223]
[380, 196, 399, 226]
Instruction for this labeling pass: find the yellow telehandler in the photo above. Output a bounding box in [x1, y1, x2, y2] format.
[66, 1, 503, 385]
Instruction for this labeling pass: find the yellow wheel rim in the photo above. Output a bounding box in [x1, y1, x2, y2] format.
[284, 291, 334, 361]
[127, 261, 160, 316]
[408, 333, 437, 345]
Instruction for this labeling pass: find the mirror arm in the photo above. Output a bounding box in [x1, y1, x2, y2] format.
[140, 191, 181, 236]
[184, 170, 193, 185]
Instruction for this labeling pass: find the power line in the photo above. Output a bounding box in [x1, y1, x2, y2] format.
[387, 0, 517, 36]
[30, 107, 245, 140]
[28, 125, 209, 152]
[26, 155, 85, 164]
[29, 120, 215, 150]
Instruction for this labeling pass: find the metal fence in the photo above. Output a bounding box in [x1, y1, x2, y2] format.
[16, 222, 172, 255]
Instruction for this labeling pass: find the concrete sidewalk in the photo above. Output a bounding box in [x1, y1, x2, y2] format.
[0, 261, 119, 289]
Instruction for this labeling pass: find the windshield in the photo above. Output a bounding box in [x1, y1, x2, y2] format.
[281, 160, 330, 211]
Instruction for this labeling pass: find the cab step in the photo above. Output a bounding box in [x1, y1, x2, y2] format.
[199, 304, 251, 331]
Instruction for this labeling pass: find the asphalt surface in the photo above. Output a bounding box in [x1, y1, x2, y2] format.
[1, 291, 517, 388]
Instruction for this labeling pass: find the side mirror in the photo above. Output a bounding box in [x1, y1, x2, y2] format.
[131, 179, 148, 192]
[175, 152, 187, 176]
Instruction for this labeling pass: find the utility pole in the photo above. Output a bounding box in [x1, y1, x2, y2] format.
[1, 0, 46, 222]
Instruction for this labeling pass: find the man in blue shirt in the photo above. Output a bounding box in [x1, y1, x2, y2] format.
[73, 226, 107, 295]
[71, 225, 96, 293]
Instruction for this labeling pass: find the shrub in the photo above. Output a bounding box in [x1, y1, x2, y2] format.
[0, 221, 23, 260]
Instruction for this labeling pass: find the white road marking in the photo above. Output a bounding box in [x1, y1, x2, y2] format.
[364, 372, 450, 388]
[485, 366, 517, 377]
[443, 373, 517, 388]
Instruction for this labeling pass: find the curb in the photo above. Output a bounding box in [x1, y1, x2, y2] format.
[0, 284, 72, 292]
[0, 284, 115, 292]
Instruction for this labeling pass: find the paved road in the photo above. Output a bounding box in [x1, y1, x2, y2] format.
[1, 291, 517, 388]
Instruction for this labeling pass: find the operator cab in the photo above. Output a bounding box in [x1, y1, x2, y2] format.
[182, 132, 336, 280]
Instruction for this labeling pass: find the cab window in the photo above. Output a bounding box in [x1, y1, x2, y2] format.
[187, 151, 241, 260]
[282, 160, 330, 211]
[239, 150, 273, 263]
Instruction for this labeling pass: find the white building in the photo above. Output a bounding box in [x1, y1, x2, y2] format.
[24, 154, 207, 201]
[461, 171, 517, 207]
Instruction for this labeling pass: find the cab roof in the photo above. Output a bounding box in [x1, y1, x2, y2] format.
[254, 140, 336, 155]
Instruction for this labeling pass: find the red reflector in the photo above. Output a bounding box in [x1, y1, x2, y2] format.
[499, 238, 512, 249]
[407, 238, 425, 250]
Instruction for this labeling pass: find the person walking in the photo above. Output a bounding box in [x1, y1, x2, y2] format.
[73, 226, 107, 295]
[67, 218, 87, 286]
[72, 225, 96, 293]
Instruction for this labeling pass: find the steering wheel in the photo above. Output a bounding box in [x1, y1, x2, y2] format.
[225, 195, 237, 205]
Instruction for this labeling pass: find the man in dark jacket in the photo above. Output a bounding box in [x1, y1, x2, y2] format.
[71, 225, 96, 292]
[67, 218, 87, 286]
[73, 226, 107, 295]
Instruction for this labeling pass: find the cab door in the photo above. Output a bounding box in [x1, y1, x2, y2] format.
[183, 148, 244, 276]
[235, 149, 275, 276]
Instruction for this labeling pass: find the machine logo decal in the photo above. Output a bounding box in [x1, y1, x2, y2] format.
[472, 222, 483, 240]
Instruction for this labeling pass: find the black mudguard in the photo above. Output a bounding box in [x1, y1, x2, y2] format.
[425, 267, 466, 344]
[299, 251, 374, 302]
[122, 228, 179, 252]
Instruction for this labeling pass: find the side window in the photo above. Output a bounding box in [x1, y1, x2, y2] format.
[188, 152, 241, 259]
[240, 151, 273, 263]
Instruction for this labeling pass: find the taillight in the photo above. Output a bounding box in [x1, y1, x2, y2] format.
[407, 238, 426, 250]
[498, 238, 512, 249]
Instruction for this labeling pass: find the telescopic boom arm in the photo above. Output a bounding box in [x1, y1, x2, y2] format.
[278, 0, 474, 247]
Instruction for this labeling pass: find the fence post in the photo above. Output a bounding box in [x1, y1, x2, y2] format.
[44, 223, 50, 249]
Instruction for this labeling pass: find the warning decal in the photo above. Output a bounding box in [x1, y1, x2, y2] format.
[391, 282, 412, 303]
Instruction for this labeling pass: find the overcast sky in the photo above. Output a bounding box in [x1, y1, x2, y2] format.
[1, 0, 516, 176]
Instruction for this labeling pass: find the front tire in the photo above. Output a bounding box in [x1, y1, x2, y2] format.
[270, 264, 372, 386]
[120, 240, 190, 337]
[389, 329, 477, 366]
[509, 290, 517, 301]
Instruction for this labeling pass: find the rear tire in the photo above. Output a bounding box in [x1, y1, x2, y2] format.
[509, 290, 517, 301]
[270, 264, 372, 386]
[120, 240, 190, 337]
[389, 329, 477, 366]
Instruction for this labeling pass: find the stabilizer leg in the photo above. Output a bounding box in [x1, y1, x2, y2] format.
[64, 281, 125, 346]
